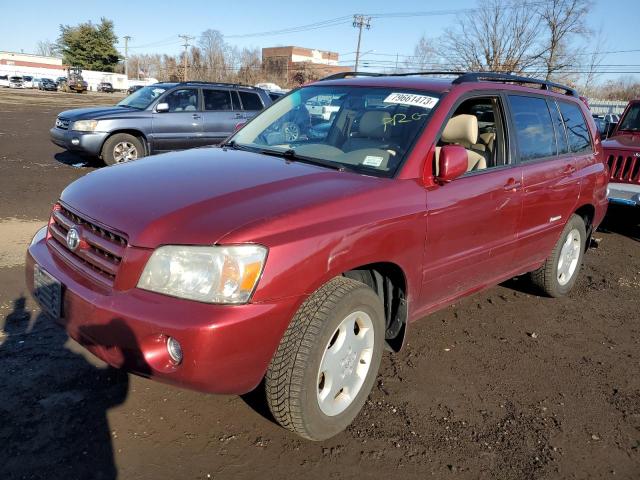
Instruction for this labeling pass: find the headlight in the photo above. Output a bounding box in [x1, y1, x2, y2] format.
[137, 245, 267, 304]
[71, 119, 99, 132]
[30, 225, 48, 246]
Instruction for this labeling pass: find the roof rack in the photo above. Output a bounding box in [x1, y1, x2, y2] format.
[175, 81, 259, 90]
[319, 71, 578, 97]
[451, 72, 578, 97]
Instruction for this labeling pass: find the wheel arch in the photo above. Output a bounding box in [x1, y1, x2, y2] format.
[574, 203, 596, 249]
[343, 261, 408, 352]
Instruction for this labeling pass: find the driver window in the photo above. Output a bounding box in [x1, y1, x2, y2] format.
[435, 97, 507, 174]
[164, 89, 198, 112]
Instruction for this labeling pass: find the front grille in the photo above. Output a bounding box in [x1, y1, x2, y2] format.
[47, 204, 127, 286]
[55, 117, 70, 130]
[607, 152, 640, 185]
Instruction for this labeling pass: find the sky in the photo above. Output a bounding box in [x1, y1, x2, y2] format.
[1, 0, 639, 82]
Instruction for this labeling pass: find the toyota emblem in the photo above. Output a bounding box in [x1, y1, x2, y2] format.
[66, 227, 81, 251]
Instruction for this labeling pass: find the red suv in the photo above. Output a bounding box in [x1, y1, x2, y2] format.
[27, 72, 609, 440]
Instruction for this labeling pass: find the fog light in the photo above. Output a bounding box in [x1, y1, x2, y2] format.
[166, 336, 183, 365]
[71, 138, 80, 146]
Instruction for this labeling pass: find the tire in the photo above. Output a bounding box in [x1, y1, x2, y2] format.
[101, 133, 144, 166]
[530, 214, 587, 297]
[265, 276, 385, 440]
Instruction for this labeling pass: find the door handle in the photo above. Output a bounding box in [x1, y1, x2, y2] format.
[192, 114, 201, 119]
[563, 164, 576, 175]
[503, 178, 522, 191]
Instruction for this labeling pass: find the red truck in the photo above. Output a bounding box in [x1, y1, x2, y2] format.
[602, 100, 640, 207]
[27, 72, 609, 440]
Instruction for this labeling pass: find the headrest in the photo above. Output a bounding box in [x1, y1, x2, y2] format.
[358, 110, 391, 139]
[442, 114, 478, 145]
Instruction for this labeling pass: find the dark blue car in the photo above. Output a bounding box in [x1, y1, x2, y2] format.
[50, 82, 272, 165]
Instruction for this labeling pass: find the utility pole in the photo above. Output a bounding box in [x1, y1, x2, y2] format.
[123, 36, 131, 79]
[352, 15, 371, 72]
[178, 34, 194, 81]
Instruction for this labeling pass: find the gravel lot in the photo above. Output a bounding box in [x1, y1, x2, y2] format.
[0, 88, 639, 480]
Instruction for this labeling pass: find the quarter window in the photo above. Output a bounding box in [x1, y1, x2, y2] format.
[557, 101, 592, 153]
[508, 95, 556, 161]
[203, 89, 232, 111]
[238, 91, 263, 111]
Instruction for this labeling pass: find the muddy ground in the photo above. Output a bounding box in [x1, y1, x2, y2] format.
[0, 88, 639, 480]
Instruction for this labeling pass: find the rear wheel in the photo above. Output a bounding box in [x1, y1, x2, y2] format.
[101, 133, 144, 166]
[530, 214, 586, 297]
[265, 276, 385, 440]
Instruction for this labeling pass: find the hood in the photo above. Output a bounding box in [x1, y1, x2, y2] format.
[60, 147, 385, 248]
[602, 133, 640, 151]
[57, 106, 144, 121]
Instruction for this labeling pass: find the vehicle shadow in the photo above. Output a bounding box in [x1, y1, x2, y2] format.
[0, 295, 130, 480]
[53, 150, 98, 169]
[598, 204, 640, 241]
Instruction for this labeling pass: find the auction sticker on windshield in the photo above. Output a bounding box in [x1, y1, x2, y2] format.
[383, 93, 439, 109]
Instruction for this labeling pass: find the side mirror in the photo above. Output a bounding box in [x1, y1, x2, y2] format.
[156, 102, 169, 113]
[435, 145, 468, 183]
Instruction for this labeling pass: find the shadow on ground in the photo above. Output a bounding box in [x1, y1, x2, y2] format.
[0, 296, 129, 480]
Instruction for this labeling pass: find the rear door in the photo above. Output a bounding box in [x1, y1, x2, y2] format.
[201, 88, 241, 144]
[237, 89, 265, 122]
[150, 88, 203, 152]
[422, 94, 524, 308]
[508, 95, 584, 268]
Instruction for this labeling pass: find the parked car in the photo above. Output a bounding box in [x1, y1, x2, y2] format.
[127, 84, 143, 95]
[9, 76, 24, 88]
[0, 75, 9, 88]
[602, 100, 640, 207]
[50, 82, 272, 165]
[592, 114, 606, 136]
[97, 82, 115, 93]
[39, 78, 57, 91]
[267, 90, 285, 102]
[55, 77, 67, 88]
[306, 96, 342, 121]
[29, 72, 608, 441]
[22, 75, 34, 88]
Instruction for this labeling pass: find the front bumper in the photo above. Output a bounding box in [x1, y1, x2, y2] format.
[608, 182, 640, 207]
[49, 127, 109, 157]
[26, 238, 303, 395]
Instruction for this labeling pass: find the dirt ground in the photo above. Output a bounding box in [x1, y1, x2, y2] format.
[0, 88, 639, 480]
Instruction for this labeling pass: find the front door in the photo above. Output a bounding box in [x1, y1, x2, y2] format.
[150, 88, 203, 152]
[421, 95, 524, 309]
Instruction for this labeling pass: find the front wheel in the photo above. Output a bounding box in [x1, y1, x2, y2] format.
[101, 133, 144, 166]
[530, 214, 586, 297]
[265, 276, 385, 440]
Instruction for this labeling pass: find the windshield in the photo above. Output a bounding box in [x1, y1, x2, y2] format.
[117, 85, 168, 110]
[230, 85, 440, 176]
[618, 104, 640, 132]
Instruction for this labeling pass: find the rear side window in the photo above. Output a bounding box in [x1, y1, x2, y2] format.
[203, 89, 232, 111]
[557, 101, 591, 153]
[238, 91, 263, 111]
[508, 95, 556, 161]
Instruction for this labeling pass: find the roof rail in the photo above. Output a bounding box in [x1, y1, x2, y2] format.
[319, 70, 578, 97]
[452, 72, 578, 96]
[320, 71, 464, 81]
[175, 80, 259, 90]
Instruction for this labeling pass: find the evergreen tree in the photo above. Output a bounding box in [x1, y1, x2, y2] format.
[57, 18, 120, 72]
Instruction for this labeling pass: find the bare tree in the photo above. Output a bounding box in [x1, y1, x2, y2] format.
[198, 29, 231, 82]
[536, 0, 592, 80]
[437, 0, 541, 73]
[236, 48, 262, 85]
[35, 40, 58, 57]
[408, 36, 440, 71]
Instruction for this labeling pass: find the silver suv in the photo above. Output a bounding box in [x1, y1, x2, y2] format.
[50, 82, 272, 165]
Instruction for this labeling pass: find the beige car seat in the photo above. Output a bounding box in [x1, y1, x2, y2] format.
[438, 114, 487, 172]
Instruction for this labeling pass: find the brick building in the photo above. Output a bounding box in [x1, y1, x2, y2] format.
[262, 46, 349, 84]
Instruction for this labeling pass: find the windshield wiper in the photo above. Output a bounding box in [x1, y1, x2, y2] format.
[259, 148, 347, 171]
